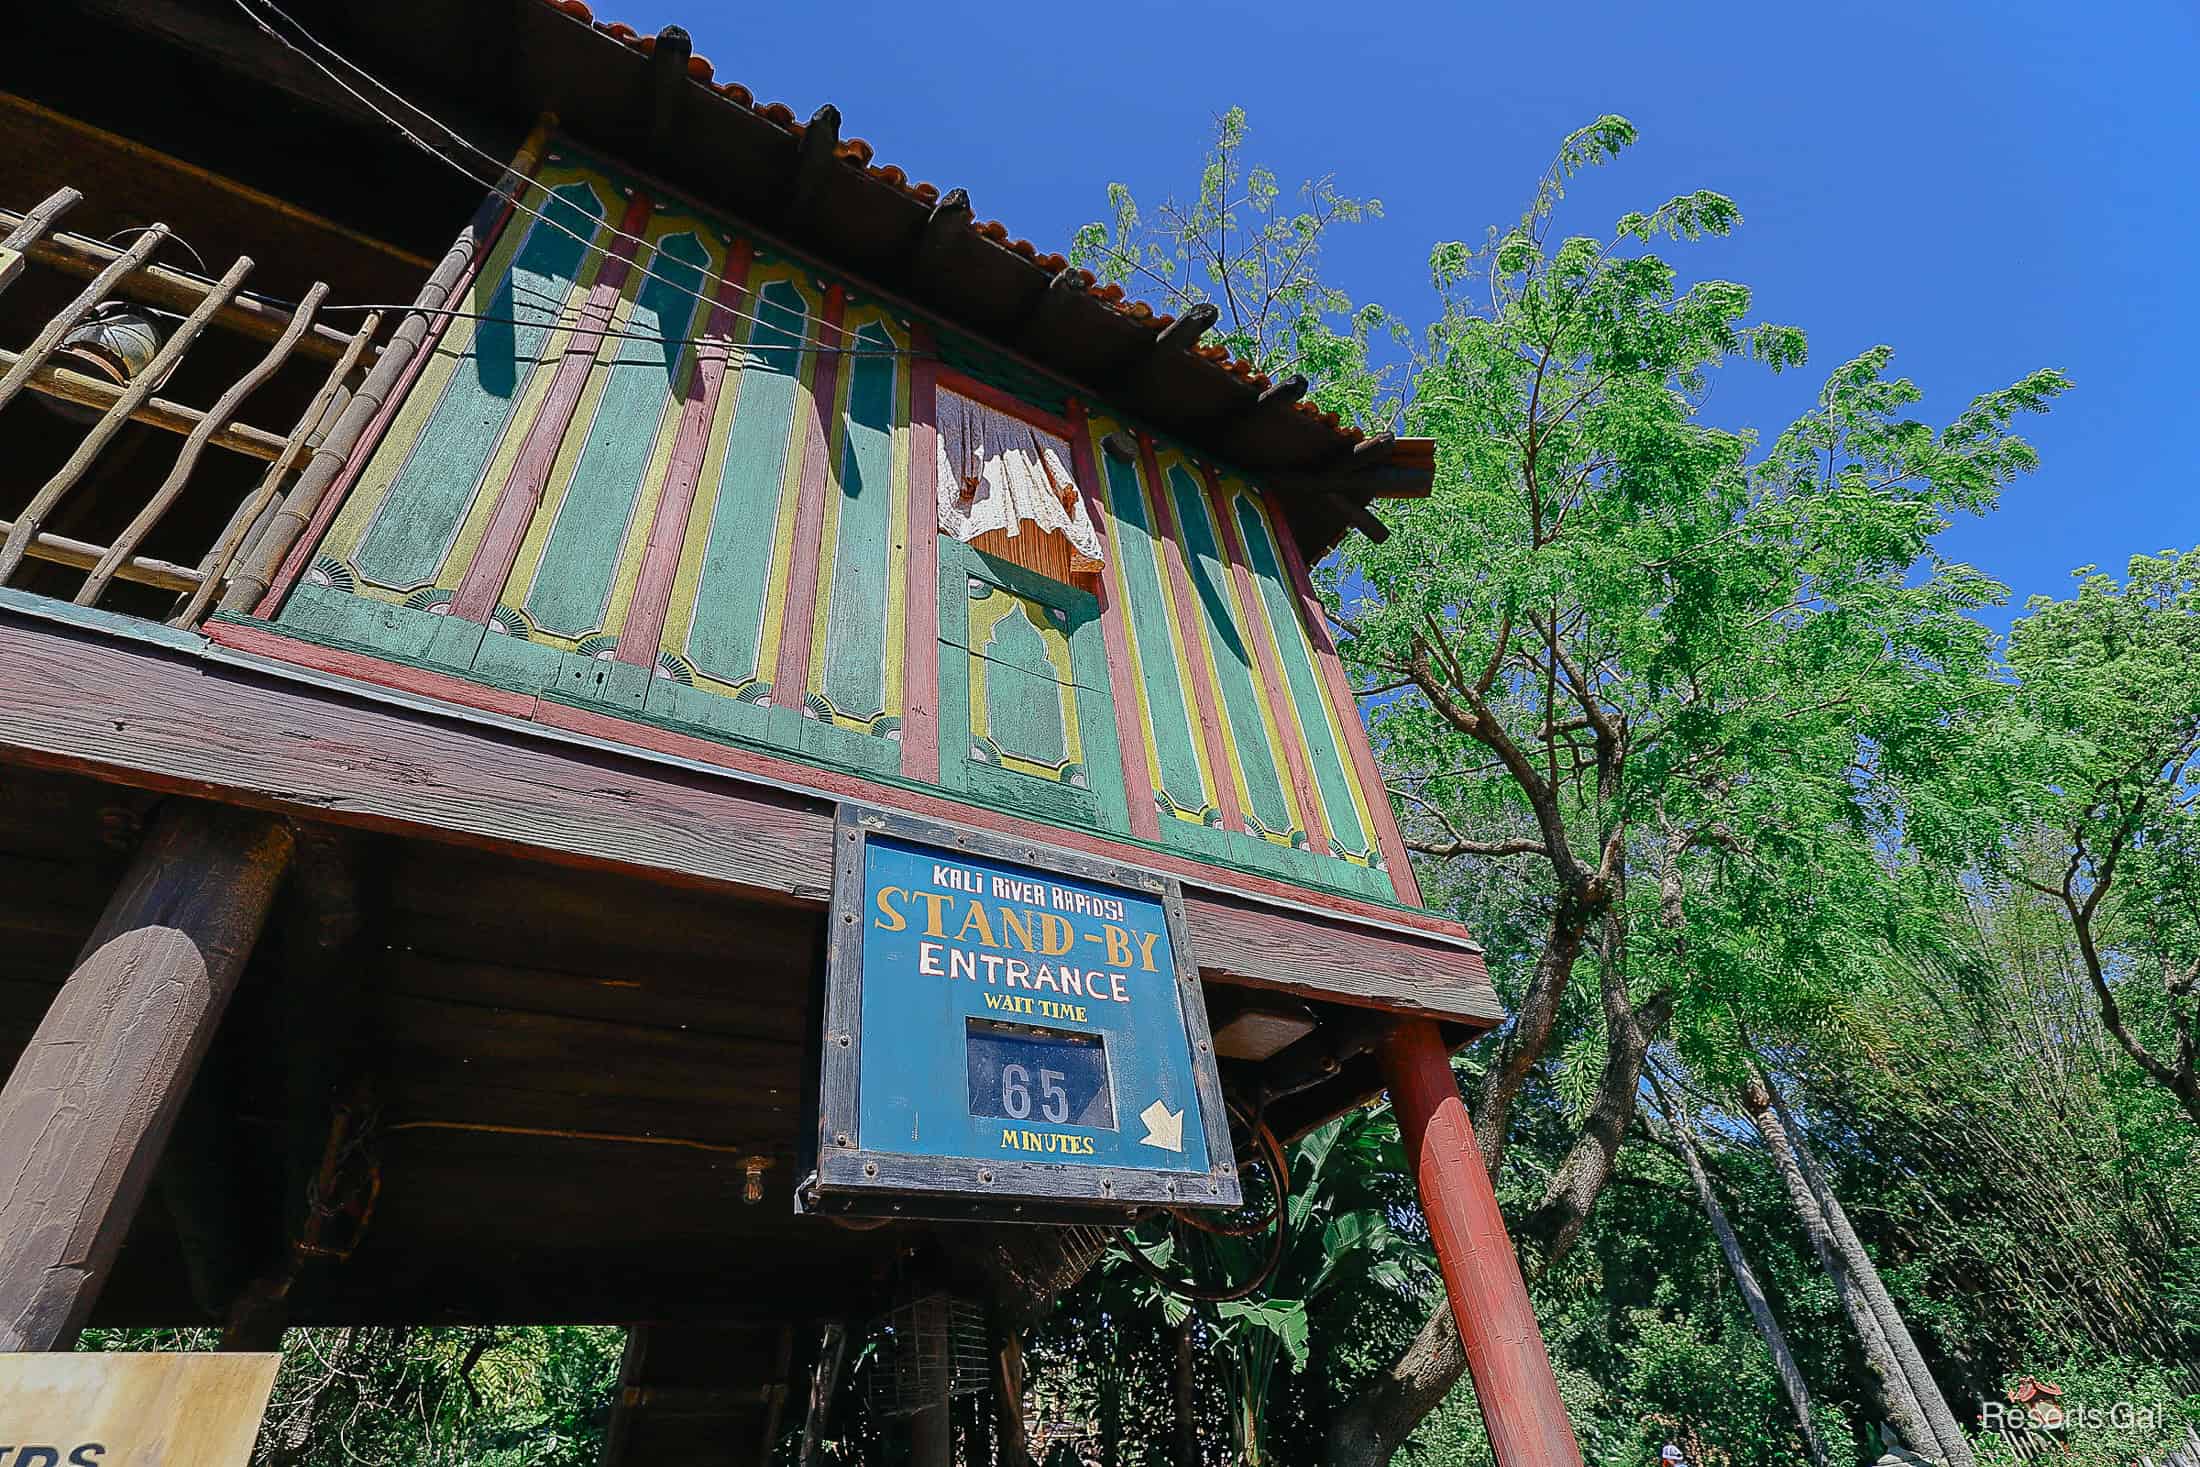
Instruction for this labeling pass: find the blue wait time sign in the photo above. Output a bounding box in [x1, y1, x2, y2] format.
[809, 807, 1239, 1218]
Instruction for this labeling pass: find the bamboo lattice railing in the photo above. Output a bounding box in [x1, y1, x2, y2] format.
[0, 187, 381, 626]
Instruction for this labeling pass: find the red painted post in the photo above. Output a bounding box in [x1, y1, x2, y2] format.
[1382, 1018, 1584, 1467]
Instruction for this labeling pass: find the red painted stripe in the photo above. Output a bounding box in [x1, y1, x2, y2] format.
[1138, 434, 1245, 836]
[1069, 401, 1159, 841]
[899, 321, 942, 780]
[206, 618, 541, 719]
[206, 618, 1475, 943]
[255, 191, 530, 621]
[933, 369, 1076, 440]
[449, 189, 656, 626]
[617, 238, 755, 670]
[1206, 464, 1329, 856]
[1265, 488, 1421, 904]
[770, 284, 847, 711]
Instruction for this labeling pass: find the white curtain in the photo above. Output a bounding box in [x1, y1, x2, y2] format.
[934, 387, 1106, 566]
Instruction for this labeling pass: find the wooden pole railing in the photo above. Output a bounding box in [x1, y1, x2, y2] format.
[0, 186, 382, 625]
[0, 204, 368, 365]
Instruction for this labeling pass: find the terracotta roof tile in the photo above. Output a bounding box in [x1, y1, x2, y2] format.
[528, 0, 1381, 449]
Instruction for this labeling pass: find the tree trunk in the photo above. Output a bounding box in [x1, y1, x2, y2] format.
[1654, 1076, 1828, 1467]
[1326, 1293, 1464, 1467]
[1767, 1081, 1976, 1467]
[1742, 1075, 1941, 1460]
[1517, 957, 1674, 1259]
[1469, 895, 1600, 1163]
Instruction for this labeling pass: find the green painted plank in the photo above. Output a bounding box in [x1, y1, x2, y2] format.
[1099, 452, 1208, 814]
[354, 182, 608, 590]
[977, 612, 1069, 769]
[800, 715, 902, 778]
[644, 678, 775, 746]
[964, 760, 1099, 826]
[422, 614, 491, 672]
[1167, 465, 1294, 841]
[1233, 493, 1373, 861]
[539, 651, 653, 714]
[1067, 648, 1131, 836]
[522, 232, 710, 638]
[470, 629, 566, 695]
[278, 582, 446, 662]
[685, 279, 808, 688]
[816, 321, 899, 725]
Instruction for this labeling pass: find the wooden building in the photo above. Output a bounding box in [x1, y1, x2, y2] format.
[0, 3, 1579, 1462]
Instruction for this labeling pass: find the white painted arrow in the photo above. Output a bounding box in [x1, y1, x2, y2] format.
[1138, 1098, 1185, 1152]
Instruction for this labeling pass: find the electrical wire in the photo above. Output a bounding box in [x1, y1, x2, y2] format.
[225, 0, 941, 361]
[1118, 1107, 1293, 1303]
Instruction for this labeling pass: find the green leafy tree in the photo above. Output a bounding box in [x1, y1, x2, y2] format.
[1990, 551, 2200, 1125]
[1324, 113, 2066, 1463]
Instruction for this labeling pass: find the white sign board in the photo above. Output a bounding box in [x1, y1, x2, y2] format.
[0, 1353, 280, 1466]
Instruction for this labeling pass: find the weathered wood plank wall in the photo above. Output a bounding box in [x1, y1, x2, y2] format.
[250, 138, 1414, 907]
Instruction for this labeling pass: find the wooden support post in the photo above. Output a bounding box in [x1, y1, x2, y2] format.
[991, 1318, 1034, 1467]
[0, 802, 294, 1351]
[1381, 1018, 1583, 1467]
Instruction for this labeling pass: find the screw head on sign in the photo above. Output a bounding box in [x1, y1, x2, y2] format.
[836, 1033, 850, 1047]
[864, 1161, 878, 1177]
[978, 1169, 993, 1184]
[835, 1132, 850, 1147]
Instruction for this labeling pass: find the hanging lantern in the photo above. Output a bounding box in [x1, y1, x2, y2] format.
[43, 301, 166, 423]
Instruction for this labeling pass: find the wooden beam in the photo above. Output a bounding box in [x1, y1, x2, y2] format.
[785, 104, 842, 232]
[0, 609, 1496, 1022]
[0, 187, 81, 293]
[0, 347, 288, 461]
[1, 212, 363, 365]
[0, 91, 434, 281]
[1258, 462, 1434, 500]
[0, 517, 203, 595]
[1015, 268, 1090, 358]
[911, 189, 974, 295]
[1326, 491, 1391, 545]
[0, 801, 294, 1349]
[1155, 302, 1219, 352]
[646, 26, 694, 153]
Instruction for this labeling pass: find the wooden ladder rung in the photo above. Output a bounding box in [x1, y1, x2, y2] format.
[0, 206, 371, 366]
[0, 347, 287, 460]
[0, 518, 201, 594]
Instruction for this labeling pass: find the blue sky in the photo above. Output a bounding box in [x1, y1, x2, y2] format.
[621, 0, 2195, 627]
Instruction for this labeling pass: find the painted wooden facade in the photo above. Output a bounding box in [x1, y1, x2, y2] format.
[247, 139, 1414, 905]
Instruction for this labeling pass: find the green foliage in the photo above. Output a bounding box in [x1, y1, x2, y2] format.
[78, 1325, 624, 1466]
[1069, 106, 1400, 424]
[1970, 1355, 2200, 1467]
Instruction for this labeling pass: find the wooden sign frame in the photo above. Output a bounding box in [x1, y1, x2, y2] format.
[806, 803, 1240, 1221]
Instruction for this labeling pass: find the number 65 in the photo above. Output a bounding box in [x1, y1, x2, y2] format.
[1001, 1066, 1070, 1123]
